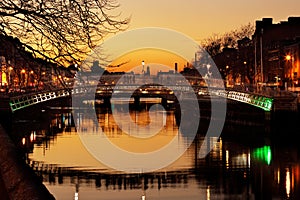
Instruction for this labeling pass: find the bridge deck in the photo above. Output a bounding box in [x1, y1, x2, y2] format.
[0, 84, 298, 113]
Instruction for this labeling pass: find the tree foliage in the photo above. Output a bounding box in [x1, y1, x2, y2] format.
[0, 0, 129, 67]
[201, 23, 255, 57]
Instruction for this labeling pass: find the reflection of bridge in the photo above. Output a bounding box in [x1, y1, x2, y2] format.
[1, 82, 299, 113]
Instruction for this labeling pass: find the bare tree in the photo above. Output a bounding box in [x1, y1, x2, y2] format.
[201, 33, 222, 57]
[233, 23, 255, 41]
[0, 0, 129, 67]
[201, 23, 255, 57]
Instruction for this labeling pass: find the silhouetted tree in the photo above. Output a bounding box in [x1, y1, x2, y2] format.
[201, 33, 223, 57]
[201, 23, 255, 57]
[0, 0, 129, 67]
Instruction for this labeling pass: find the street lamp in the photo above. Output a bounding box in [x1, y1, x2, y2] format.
[243, 61, 247, 85]
[225, 65, 230, 87]
[21, 69, 26, 87]
[260, 28, 264, 83]
[142, 60, 145, 74]
[285, 54, 293, 89]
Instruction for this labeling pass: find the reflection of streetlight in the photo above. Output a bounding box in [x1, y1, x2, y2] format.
[275, 75, 280, 89]
[8, 66, 13, 88]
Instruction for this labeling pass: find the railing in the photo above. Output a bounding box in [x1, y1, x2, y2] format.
[213, 90, 273, 111]
[5, 81, 299, 112]
[9, 89, 71, 112]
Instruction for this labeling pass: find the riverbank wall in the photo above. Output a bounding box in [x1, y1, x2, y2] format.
[0, 124, 55, 200]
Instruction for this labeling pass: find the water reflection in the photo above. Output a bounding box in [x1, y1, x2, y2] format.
[8, 102, 300, 200]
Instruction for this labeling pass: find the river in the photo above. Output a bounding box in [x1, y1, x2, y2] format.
[4, 100, 300, 200]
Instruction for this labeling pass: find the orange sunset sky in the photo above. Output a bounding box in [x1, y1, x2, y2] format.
[98, 0, 300, 74]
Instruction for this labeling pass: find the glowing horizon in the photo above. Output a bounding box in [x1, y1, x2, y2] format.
[93, 0, 300, 73]
[107, 48, 189, 74]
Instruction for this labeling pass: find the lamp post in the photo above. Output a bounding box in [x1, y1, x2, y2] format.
[142, 60, 145, 75]
[243, 61, 247, 86]
[286, 54, 292, 90]
[226, 65, 230, 87]
[21, 69, 26, 88]
[260, 28, 264, 84]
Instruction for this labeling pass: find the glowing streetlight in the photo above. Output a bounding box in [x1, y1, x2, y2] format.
[286, 55, 291, 61]
[142, 60, 145, 74]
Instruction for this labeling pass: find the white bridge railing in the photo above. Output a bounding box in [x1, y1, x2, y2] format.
[213, 90, 273, 111]
[9, 89, 71, 112]
[9, 85, 276, 112]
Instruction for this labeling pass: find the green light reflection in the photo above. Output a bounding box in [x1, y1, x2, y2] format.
[253, 145, 272, 165]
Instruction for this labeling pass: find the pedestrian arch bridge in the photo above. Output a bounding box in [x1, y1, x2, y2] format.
[6, 84, 279, 113]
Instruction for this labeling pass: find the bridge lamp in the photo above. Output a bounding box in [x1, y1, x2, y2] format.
[286, 55, 291, 61]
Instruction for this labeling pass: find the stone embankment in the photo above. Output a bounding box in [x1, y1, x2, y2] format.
[0, 124, 55, 200]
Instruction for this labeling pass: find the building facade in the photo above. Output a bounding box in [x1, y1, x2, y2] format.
[252, 17, 300, 87]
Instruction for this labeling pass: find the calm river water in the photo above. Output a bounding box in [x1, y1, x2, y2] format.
[6, 100, 300, 200]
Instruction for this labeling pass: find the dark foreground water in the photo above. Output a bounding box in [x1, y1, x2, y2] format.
[4, 101, 300, 200]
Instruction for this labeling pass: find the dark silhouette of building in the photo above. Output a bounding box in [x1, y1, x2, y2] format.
[211, 16, 300, 89]
[252, 17, 300, 85]
[213, 48, 238, 86]
[283, 39, 300, 87]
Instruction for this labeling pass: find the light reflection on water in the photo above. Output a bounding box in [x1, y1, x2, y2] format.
[10, 103, 300, 200]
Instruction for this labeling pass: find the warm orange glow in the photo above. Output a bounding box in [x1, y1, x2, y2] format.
[21, 69, 26, 73]
[286, 55, 291, 61]
[108, 49, 188, 74]
[1, 72, 7, 85]
[118, 0, 300, 42]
